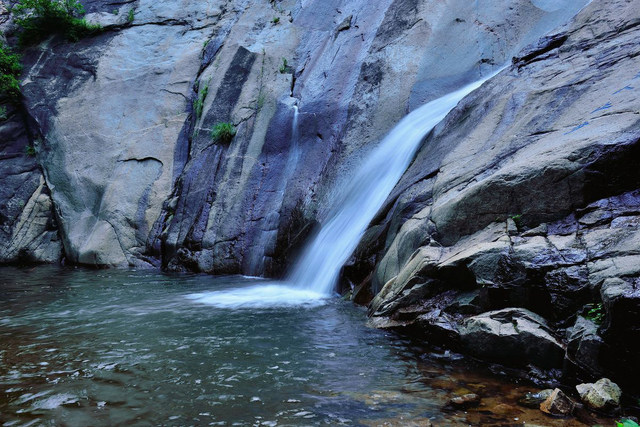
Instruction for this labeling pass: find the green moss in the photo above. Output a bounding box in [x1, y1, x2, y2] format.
[0, 42, 22, 101]
[127, 8, 134, 23]
[271, 16, 280, 24]
[211, 122, 236, 145]
[12, 0, 102, 46]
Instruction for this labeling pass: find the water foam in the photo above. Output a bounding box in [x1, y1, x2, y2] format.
[187, 283, 327, 309]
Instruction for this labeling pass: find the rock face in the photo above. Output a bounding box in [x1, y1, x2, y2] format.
[353, 0, 640, 393]
[1, 0, 588, 269]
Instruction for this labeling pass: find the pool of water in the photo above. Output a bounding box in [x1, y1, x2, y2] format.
[0, 266, 610, 426]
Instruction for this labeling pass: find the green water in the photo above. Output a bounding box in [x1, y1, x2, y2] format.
[0, 266, 605, 426]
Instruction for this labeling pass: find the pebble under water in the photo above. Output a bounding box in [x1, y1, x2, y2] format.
[0, 266, 609, 426]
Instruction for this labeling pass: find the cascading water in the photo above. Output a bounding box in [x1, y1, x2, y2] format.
[189, 70, 501, 308]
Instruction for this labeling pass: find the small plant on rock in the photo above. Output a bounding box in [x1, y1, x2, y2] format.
[510, 214, 523, 229]
[584, 302, 604, 325]
[12, 0, 102, 45]
[193, 81, 209, 119]
[271, 16, 280, 24]
[279, 57, 288, 74]
[211, 122, 236, 145]
[127, 8, 135, 23]
[25, 145, 36, 156]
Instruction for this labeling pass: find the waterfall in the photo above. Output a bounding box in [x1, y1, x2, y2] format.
[288, 72, 501, 295]
[188, 70, 501, 308]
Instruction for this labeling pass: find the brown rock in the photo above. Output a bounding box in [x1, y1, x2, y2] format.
[539, 388, 575, 417]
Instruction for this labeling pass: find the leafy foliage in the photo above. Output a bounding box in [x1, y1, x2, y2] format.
[193, 81, 209, 119]
[271, 16, 280, 24]
[617, 420, 640, 427]
[585, 302, 604, 325]
[0, 42, 22, 100]
[279, 57, 288, 74]
[211, 122, 236, 145]
[510, 214, 523, 229]
[127, 8, 135, 23]
[12, 0, 102, 46]
[25, 145, 37, 156]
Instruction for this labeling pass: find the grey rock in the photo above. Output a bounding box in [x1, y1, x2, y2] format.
[355, 0, 640, 387]
[576, 378, 621, 410]
[565, 316, 603, 376]
[459, 308, 565, 369]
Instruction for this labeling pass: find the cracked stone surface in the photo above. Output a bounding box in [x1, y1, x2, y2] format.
[353, 0, 640, 392]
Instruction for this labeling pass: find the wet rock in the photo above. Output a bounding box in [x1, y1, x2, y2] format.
[539, 388, 574, 417]
[519, 389, 554, 408]
[448, 393, 481, 409]
[459, 308, 565, 369]
[565, 316, 603, 375]
[598, 278, 640, 389]
[576, 378, 621, 410]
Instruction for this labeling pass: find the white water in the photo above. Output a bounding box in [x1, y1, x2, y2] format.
[189, 71, 500, 309]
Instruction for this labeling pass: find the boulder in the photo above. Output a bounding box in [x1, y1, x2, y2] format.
[459, 308, 565, 369]
[565, 316, 604, 375]
[576, 378, 621, 410]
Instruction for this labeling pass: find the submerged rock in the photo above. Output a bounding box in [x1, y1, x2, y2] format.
[447, 393, 481, 409]
[519, 389, 554, 408]
[576, 378, 621, 411]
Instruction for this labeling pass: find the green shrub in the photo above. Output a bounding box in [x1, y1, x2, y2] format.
[585, 302, 604, 325]
[618, 420, 640, 427]
[211, 122, 236, 144]
[193, 81, 209, 119]
[271, 16, 280, 24]
[127, 8, 134, 23]
[25, 145, 37, 156]
[12, 0, 102, 46]
[279, 57, 288, 74]
[510, 214, 523, 229]
[0, 42, 22, 100]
